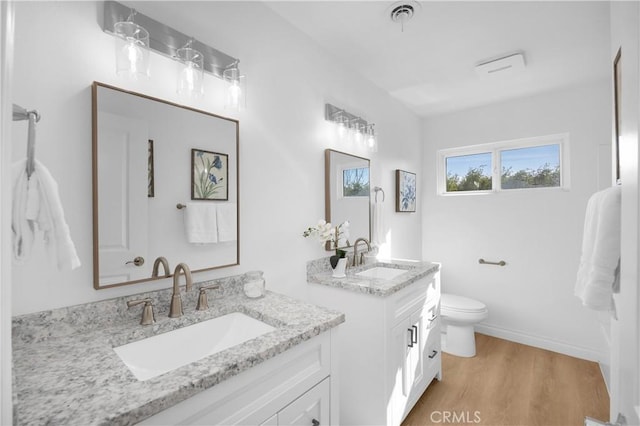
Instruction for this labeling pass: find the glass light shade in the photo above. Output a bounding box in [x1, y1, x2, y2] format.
[352, 121, 365, 144]
[223, 65, 246, 110]
[114, 21, 150, 79]
[366, 126, 378, 152]
[176, 47, 204, 98]
[335, 114, 349, 138]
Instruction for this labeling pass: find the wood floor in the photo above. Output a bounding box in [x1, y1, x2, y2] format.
[402, 333, 609, 426]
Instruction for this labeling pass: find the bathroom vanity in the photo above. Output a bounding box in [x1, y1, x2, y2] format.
[308, 260, 441, 426]
[12, 274, 344, 425]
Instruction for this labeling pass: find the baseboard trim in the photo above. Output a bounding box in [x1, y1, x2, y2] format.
[475, 323, 605, 362]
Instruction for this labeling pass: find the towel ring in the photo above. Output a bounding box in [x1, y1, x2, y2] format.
[374, 187, 385, 202]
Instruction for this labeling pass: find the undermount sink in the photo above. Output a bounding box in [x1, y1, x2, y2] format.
[356, 266, 408, 280]
[114, 312, 275, 381]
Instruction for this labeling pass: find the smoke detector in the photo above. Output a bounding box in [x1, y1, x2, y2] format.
[389, 1, 421, 31]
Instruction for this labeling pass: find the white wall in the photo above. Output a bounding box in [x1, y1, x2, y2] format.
[422, 82, 611, 361]
[9, 1, 422, 315]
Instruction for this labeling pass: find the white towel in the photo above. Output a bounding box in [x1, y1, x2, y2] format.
[372, 196, 386, 247]
[575, 186, 621, 310]
[184, 202, 218, 243]
[12, 159, 81, 270]
[216, 203, 237, 242]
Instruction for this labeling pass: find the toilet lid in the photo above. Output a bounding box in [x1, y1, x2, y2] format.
[441, 293, 487, 313]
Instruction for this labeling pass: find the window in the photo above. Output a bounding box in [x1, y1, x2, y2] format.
[342, 167, 370, 197]
[439, 133, 569, 195]
[446, 152, 492, 192]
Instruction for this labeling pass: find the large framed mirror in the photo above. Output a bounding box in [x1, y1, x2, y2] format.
[325, 149, 370, 249]
[92, 82, 239, 289]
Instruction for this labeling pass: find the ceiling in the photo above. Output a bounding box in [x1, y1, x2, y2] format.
[265, 1, 611, 117]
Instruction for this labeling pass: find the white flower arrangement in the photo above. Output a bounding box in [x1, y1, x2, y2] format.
[303, 219, 350, 256]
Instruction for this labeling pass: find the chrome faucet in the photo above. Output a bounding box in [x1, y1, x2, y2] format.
[151, 256, 170, 278]
[169, 263, 192, 318]
[352, 237, 371, 267]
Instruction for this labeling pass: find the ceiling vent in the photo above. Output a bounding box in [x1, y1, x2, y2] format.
[475, 53, 526, 77]
[389, 1, 421, 31]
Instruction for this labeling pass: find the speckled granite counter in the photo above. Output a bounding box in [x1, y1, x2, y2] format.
[307, 258, 440, 297]
[12, 274, 344, 426]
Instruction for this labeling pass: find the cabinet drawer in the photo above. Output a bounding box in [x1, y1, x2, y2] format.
[278, 377, 330, 425]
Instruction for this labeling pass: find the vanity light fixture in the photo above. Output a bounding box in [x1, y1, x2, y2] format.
[325, 103, 377, 152]
[103, 1, 246, 107]
[176, 40, 204, 98]
[113, 9, 150, 79]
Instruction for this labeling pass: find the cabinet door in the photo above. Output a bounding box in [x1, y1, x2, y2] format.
[278, 377, 329, 426]
[409, 310, 425, 391]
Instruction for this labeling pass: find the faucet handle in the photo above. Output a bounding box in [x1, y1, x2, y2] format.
[196, 284, 220, 311]
[127, 298, 156, 325]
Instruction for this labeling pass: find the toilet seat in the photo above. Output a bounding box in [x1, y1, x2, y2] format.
[441, 294, 488, 314]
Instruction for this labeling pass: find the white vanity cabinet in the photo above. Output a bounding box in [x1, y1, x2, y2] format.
[139, 331, 337, 426]
[308, 268, 441, 426]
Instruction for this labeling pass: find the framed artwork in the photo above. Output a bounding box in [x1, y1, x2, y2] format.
[191, 148, 228, 201]
[396, 169, 416, 213]
[613, 47, 622, 184]
[148, 139, 154, 198]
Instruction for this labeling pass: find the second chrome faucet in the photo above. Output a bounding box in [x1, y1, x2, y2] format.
[169, 263, 192, 318]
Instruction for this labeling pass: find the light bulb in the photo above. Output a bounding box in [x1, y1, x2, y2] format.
[122, 39, 142, 73]
[227, 81, 241, 109]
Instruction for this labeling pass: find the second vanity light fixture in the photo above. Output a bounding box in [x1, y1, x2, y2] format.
[103, 0, 246, 109]
[325, 103, 378, 152]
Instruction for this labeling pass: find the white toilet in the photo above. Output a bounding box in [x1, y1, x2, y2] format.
[441, 293, 489, 357]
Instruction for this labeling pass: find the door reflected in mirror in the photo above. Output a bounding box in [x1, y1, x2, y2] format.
[92, 82, 239, 289]
[325, 149, 370, 249]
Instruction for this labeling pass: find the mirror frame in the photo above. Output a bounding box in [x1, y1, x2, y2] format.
[91, 82, 240, 289]
[324, 149, 371, 251]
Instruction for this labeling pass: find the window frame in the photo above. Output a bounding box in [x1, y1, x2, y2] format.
[437, 133, 570, 196]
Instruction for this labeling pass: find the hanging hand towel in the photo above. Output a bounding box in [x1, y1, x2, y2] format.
[372, 196, 386, 247]
[216, 203, 237, 242]
[575, 186, 621, 310]
[184, 202, 218, 243]
[12, 159, 81, 270]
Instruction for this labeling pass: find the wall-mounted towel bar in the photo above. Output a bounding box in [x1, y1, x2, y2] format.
[374, 186, 385, 202]
[13, 103, 41, 177]
[176, 203, 187, 210]
[479, 258, 506, 266]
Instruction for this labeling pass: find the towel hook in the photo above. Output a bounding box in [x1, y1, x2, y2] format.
[374, 186, 385, 202]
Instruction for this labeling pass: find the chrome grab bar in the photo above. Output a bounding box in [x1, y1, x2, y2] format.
[479, 258, 506, 266]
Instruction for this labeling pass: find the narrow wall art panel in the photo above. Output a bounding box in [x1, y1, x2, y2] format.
[396, 169, 416, 212]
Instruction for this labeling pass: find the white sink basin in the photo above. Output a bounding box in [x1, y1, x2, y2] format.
[114, 312, 275, 381]
[356, 266, 408, 280]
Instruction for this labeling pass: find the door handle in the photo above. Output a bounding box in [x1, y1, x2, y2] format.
[125, 256, 145, 266]
[428, 350, 438, 359]
[412, 325, 418, 344]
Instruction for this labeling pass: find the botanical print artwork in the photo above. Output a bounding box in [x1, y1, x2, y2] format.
[396, 169, 416, 212]
[191, 149, 228, 201]
[148, 139, 154, 198]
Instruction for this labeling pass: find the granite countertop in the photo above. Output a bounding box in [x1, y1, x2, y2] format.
[307, 259, 440, 297]
[12, 281, 344, 426]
